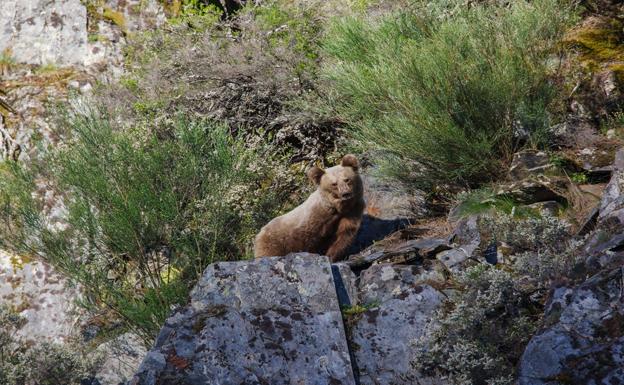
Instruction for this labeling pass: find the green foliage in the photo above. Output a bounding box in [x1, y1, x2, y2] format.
[167, 0, 222, 30]
[0, 307, 100, 385]
[450, 188, 538, 221]
[570, 172, 588, 184]
[322, 0, 576, 189]
[0, 110, 288, 344]
[413, 214, 581, 385]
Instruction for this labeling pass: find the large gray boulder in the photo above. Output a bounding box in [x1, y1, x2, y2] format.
[518, 267, 624, 385]
[130, 254, 356, 385]
[349, 264, 446, 385]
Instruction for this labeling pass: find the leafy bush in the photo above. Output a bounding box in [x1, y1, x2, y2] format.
[0, 109, 290, 344]
[322, 0, 576, 189]
[413, 214, 583, 384]
[0, 307, 101, 385]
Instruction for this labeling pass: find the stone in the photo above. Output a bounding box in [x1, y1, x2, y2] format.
[597, 148, 624, 224]
[526, 200, 562, 217]
[0, 0, 88, 65]
[346, 238, 450, 271]
[436, 247, 473, 270]
[131, 254, 356, 385]
[0, 250, 80, 344]
[549, 119, 599, 149]
[361, 173, 426, 220]
[496, 175, 568, 205]
[350, 264, 446, 385]
[345, 214, 411, 256]
[448, 215, 480, 255]
[95, 333, 147, 385]
[508, 149, 553, 180]
[518, 267, 624, 385]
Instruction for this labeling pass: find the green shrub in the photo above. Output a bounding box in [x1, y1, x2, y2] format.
[0, 109, 289, 344]
[322, 0, 576, 189]
[450, 188, 538, 221]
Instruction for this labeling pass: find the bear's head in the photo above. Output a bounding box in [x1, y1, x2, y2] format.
[307, 154, 363, 210]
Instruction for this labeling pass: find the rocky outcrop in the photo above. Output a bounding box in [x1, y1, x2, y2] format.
[132, 248, 451, 385]
[519, 268, 624, 385]
[348, 264, 446, 385]
[131, 254, 357, 385]
[518, 148, 624, 384]
[0, 0, 164, 67]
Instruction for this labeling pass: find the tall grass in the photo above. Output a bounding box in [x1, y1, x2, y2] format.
[322, 0, 576, 189]
[0, 109, 286, 343]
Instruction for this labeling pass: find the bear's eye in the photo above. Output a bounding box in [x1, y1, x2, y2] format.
[332, 182, 338, 187]
[343, 178, 350, 183]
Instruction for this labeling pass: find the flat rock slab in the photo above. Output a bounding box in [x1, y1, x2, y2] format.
[519, 267, 624, 385]
[131, 253, 356, 385]
[346, 238, 450, 270]
[350, 264, 445, 385]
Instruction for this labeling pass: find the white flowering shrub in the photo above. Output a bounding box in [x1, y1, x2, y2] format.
[413, 214, 584, 385]
[0, 307, 101, 385]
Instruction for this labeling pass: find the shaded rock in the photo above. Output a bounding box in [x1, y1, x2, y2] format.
[518, 267, 624, 385]
[526, 200, 562, 217]
[549, 119, 598, 149]
[497, 176, 568, 205]
[131, 254, 356, 385]
[95, 333, 146, 385]
[351, 264, 446, 385]
[508, 149, 553, 180]
[362, 173, 426, 220]
[445, 216, 481, 262]
[576, 206, 600, 236]
[597, 148, 624, 224]
[344, 172, 429, 255]
[346, 238, 450, 271]
[345, 214, 411, 256]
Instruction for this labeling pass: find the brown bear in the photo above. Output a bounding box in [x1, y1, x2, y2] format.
[254, 154, 365, 262]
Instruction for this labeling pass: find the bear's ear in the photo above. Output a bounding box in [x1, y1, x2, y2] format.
[341, 154, 359, 171]
[307, 166, 325, 185]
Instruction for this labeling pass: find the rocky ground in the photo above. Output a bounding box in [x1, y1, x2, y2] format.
[132, 146, 624, 385]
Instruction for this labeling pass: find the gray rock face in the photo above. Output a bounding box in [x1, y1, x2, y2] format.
[597, 148, 624, 224]
[351, 264, 446, 385]
[508, 149, 553, 180]
[0, 250, 79, 344]
[131, 254, 356, 385]
[0, 0, 88, 65]
[518, 267, 624, 385]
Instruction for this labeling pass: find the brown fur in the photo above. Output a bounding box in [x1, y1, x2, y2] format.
[254, 154, 365, 262]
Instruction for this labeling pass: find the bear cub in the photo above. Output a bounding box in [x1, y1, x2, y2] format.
[254, 154, 365, 262]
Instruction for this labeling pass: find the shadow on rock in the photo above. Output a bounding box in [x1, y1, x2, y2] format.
[346, 214, 412, 256]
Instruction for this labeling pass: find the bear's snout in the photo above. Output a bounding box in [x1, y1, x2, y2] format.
[341, 191, 353, 200]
